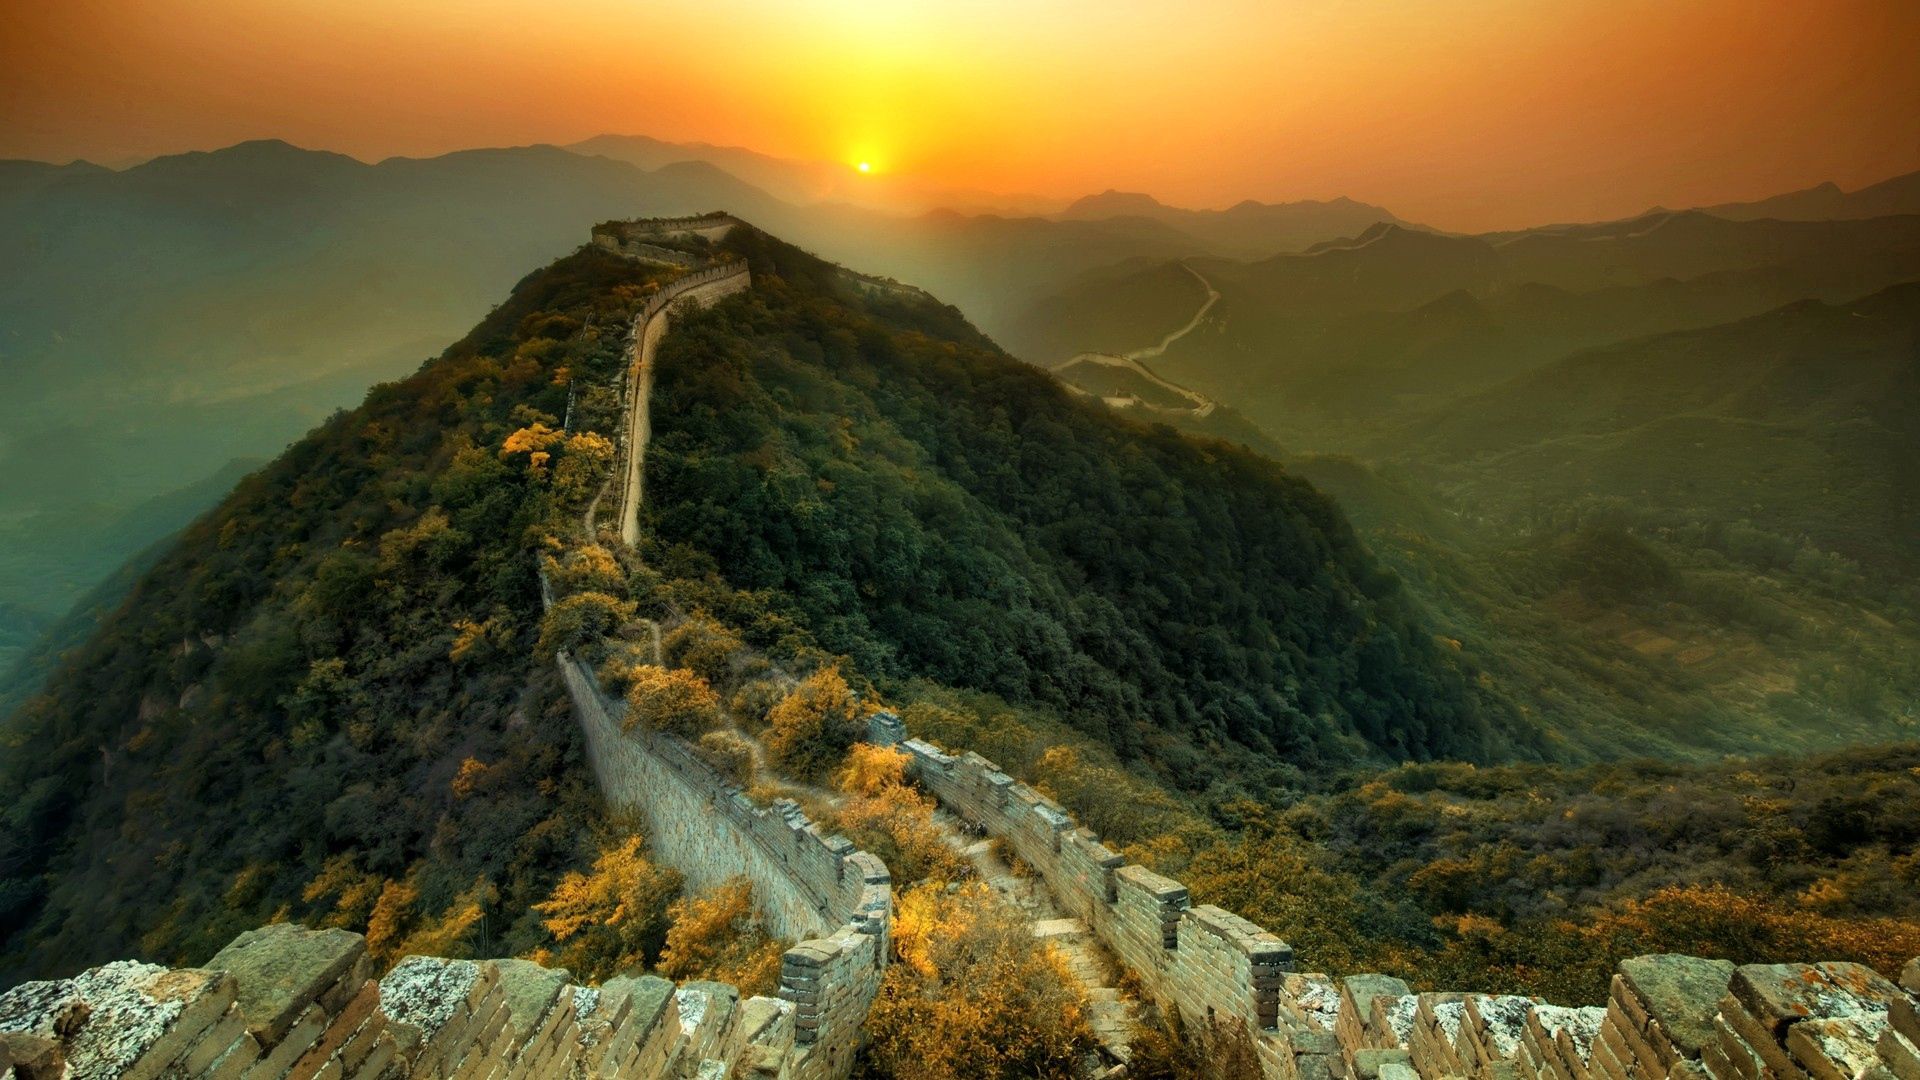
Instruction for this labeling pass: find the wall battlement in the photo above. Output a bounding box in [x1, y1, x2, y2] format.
[592, 215, 741, 256]
[868, 714, 1920, 1080]
[606, 259, 751, 548]
[0, 923, 809, 1080]
[539, 224, 879, 1078]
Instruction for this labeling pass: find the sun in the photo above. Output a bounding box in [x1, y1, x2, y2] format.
[857, 161, 872, 174]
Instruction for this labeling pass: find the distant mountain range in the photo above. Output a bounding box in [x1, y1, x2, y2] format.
[0, 136, 1420, 647]
[1685, 168, 1920, 222]
[1055, 189, 1413, 257]
[3, 133, 1918, 705]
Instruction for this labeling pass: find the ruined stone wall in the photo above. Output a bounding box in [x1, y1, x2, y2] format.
[0, 923, 809, 1080]
[592, 214, 740, 250]
[610, 260, 751, 547]
[866, 714, 1920, 1080]
[543, 620, 883, 1078]
[533, 224, 880, 1077]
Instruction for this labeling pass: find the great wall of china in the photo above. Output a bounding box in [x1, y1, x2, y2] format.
[5, 218, 1918, 1080]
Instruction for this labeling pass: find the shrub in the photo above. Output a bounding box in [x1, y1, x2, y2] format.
[764, 667, 867, 781]
[695, 730, 756, 786]
[729, 677, 786, 732]
[624, 666, 724, 737]
[663, 613, 747, 690]
[831, 745, 968, 886]
[536, 592, 636, 662]
[531, 836, 682, 982]
[543, 543, 627, 597]
[864, 881, 1095, 1080]
[657, 878, 785, 996]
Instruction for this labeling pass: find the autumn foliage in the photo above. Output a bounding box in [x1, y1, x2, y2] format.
[623, 665, 724, 737]
[531, 836, 682, 982]
[764, 667, 868, 781]
[864, 881, 1095, 1080]
[656, 877, 786, 996]
[831, 744, 969, 887]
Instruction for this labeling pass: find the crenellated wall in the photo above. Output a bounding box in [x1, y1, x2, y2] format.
[544, 219, 880, 1079]
[553, 653, 887, 1079]
[0, 923, 810, 1080]
[867, 721, 1289, 1056]
[607, 258, 751, 547]
[865, 713, 1920, 1080]
[592, 214, 741, 254]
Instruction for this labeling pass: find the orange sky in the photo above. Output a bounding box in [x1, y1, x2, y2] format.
[4, 0, 1917, 231]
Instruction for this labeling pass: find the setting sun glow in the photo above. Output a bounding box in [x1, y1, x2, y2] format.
[3, 0, 1917, 230]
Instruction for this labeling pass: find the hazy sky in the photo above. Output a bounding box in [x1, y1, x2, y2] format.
[5, 0, 1918, 231]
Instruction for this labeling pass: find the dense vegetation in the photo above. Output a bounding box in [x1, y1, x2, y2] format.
[641, 227, 1529, 781]
[4, 213, 1913, 1079]
[1008, 204, 1920, 759]
[0, 248, 735, 983]
[0, 222, 1528, 987]
[898, 679, 1920, 1006]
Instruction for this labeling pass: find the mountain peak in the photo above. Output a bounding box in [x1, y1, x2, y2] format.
[1060, 189, 1169, 218]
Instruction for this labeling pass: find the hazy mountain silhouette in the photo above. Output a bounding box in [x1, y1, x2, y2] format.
[1056, 188, 1412, 256]
[1688, 169, 1920, 221]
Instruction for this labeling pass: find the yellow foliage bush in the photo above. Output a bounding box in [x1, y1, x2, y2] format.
[533, 836, 682, 981]
[535, 592, 636, 661]
[765, 667, 867, 781]
[866, 881, 1095, 1080]
[695, 730, 757, 786]
[663, 612, 746, 690]
[657, 878, 785, 996]
[624, 665, 723, 737]
[831, 745, 968, 886]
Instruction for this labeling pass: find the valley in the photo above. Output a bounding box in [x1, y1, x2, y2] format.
[1019, 198, 1920, 761]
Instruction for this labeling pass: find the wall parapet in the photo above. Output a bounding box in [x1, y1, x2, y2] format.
[0, 923, 808, 1080]
[545, 591, 885, 1080]
[603, 258, 751, 547]
[865, 712, 1920, 1080]
[592, 213, 741, 254]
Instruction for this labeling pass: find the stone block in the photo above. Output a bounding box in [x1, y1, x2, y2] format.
[1879, 1027, 1920, 1080]
[1893, 997, 1920, 1050]
[1471, 996, 1539, 1061]
[1731, 964, 1901, 1042]
[1718, 993, 1810, 1080]
[0, 961, 238, 1080]
[1786, 1016, 1888, 1080]
[208, 924, 369, 1047]
[1618, 956, 1738, 1063]
[483, 959, 569, 1049]
[1354, 1047, 1415, 1079]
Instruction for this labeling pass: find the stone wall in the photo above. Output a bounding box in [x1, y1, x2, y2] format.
[609, 259, 752, 547]
[0, 923, 808, 1080]
[592, 214, 740, 253]
[541, 220, 880, 1079]
[866, 712, 1920, 1080]
[537, 606, 883, 1078]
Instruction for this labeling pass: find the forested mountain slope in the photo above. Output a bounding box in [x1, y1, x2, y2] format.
[0, 224, 1526, 984]
[1396, 283, 1920, 573]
